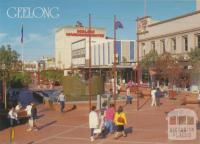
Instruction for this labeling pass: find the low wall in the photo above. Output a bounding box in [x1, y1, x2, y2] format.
[44, 99, 127, 112]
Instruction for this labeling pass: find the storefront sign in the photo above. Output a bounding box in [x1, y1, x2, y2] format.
[167, 108, 198, 140]
[66, 29, 104, 37]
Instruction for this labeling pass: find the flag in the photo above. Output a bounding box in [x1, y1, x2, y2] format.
[115, 21, 123, 30]
[21, 25, 23, 43]
[76, 21, 83, 27]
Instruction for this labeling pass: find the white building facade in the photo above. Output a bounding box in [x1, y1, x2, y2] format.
[55, 26, 106, 69]
[137, 2, 200, 60]
[137, 13, 200, 60]
[137, 0, 200, 90]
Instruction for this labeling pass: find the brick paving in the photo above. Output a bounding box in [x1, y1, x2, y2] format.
[0, 97, 200, 144]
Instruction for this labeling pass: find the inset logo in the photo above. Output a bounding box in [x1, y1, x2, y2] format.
[166, 108, 198, 140]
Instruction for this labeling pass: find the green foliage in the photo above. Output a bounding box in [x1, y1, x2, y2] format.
[62, 75, 104, 101]
[140, 49, 158, 70]
[10, 72, 31, 88]
[40, 70, 63, 84]
[0, 45, 20, 70]
[188, 47, 200, 62]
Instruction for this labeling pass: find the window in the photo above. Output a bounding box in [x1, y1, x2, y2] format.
[108, 42, 110, 64]
[151, 41, 155, 51]
[171, 38, 176, 52]
[183, 36, 188, 51]
[94, 46, 96, 65]
[197, 35, 200, 48]
[98, 44, 100, 65]
[141, 43, 145, 57]
[160, 39, 165, 53]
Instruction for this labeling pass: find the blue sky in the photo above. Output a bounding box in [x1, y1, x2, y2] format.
[0, 0, 196, 61]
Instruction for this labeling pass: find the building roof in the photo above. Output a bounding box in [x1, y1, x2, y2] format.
[149, 10, 200, 27]
[55, 25, 106, 33]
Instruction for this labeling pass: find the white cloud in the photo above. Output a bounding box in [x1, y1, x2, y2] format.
[1, 32, 54, 60]
[0, 33, 8, 42]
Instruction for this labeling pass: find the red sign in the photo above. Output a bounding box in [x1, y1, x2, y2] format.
[66, 29, 104, 37]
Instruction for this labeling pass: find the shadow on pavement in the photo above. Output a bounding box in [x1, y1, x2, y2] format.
[125, 126, 133, 134]
[64, 104, 77, 113]
[36, 114, 45, 119]
[38, 120, 57, 130]
[138, 98, 150, 110]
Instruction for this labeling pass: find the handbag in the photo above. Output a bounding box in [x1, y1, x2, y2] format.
[94, 128, 101, 134]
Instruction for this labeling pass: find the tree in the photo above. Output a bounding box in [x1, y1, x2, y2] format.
[154, 52, 182, 87]
[0, 45, 20, 71]
[40, 70, 63, 84]
[140, 49, 159, 70]
[188, 47, 200, 71]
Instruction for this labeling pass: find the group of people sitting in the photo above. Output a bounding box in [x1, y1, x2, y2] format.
[8, 102, 38, 132]
[89, 104, 127, 142]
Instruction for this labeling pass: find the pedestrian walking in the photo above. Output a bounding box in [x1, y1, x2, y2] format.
[114, 106, 127, 139]
[15, 102, 22, 124]
[57, 91, 65, 113]
[156, 88, 161, 106]
[26, 102, 38, 131]
[89, 106, 99, 142]
[104, 103, 115, 134]
[151, 87, 157, 106]
[8, 107, 18, 127]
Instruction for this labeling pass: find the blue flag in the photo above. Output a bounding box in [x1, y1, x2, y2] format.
[21, 25, 23, 43]
[76, 21, 83, 27]
[115, 21, 123, 30]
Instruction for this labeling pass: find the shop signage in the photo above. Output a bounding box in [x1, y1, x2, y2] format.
[66, 29, 104, 37]
[167, 108, 198, 140]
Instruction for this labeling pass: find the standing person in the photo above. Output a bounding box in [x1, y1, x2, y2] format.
[31, 102, 38, 131]
[8, 107, 17, 127]
[151, 87, 157, 107]
[155, 88, 161, 106]
[104, 103, 115, 134]
[26, 102, 39, 131]
[89, 106, 99, 142]
[57, 91, 65, 113]
[26, 102, 33, 131]
[114, 106, 127, 138]
[15, 102, 22, 124]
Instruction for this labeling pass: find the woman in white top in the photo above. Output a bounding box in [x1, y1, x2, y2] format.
[89, 106, 99, 142]
[8, 107, 17, 126]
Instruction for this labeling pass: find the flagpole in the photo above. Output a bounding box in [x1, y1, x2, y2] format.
[21, 24, 24, 72]
[88, 13, 92, 111]
[21, 42, 24, 71]
[136, 17, 140, 111]
[113, 15, 117, 110]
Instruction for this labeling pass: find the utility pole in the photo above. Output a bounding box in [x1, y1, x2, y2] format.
[88, 13, 92, 111]
[136, 17, 140, 111]
[113, 15, 117, 110]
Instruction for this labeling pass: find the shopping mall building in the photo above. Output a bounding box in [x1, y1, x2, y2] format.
[55, 26, 135, 82]
[137, 0, 200, 90]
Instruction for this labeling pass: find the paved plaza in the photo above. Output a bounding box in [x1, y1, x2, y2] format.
[0, 97, 200, 144]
